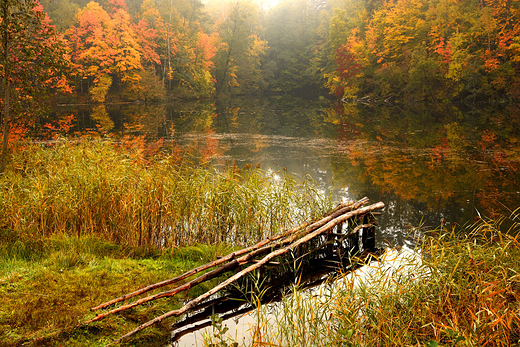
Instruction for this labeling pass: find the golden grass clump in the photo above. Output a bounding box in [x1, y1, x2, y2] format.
[0, 138, 332, 248]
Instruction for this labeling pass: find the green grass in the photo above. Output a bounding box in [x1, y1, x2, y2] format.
[0, 235, 235, 347]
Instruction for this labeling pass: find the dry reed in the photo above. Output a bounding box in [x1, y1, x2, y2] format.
[204, 210, 520, 346]
[0, 138, 332, 248]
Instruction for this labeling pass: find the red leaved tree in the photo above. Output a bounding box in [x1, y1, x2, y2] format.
[1, 0, 70, 173]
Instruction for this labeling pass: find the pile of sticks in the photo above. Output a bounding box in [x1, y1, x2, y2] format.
[85, 197, 384, 345]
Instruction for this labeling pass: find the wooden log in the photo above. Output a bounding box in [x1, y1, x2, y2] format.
[91, 224, 304, 311]
[88, 214, 336, 324]
[88, 199, 374, 327]
[91, 199, 365, 312]
[90, 253, 238, 312]
[293, 223, 373, 263]
[236, 197, 371, 266]
[87, 200, 370, 322]
[84, 259, 240, 325]
[108, 201, 384, 345]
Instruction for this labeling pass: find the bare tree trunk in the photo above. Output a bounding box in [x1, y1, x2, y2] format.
[215, 2, 240, 99]
[1, 1, 11, 174]
[164, 0, 173, 90]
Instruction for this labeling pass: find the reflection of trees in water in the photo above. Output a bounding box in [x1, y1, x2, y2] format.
[329, 102, 520, 231]
[49, 98, 519, 237]
[166, 100, 217, 144]
[120, 104, 168, 138]
[212, 95, 335, 138]
[90, 105, 114, 132]
[51, 103, 170, 138]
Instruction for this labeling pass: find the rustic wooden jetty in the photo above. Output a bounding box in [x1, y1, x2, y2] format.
[86, 197, 384, 345]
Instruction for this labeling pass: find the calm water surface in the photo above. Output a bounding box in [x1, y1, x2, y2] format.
[56, 95, 520, 247]
[54, 95, 520, 345]
[58, 95, 520, 245]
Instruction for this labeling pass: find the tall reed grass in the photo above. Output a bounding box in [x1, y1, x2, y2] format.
[206, 210, 520, 347]
[0, 138, 332, 248]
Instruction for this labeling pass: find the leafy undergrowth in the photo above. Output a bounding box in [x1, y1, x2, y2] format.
[0, 234, 234, 347]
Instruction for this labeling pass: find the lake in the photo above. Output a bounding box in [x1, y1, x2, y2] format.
[54, 95, 520, 248]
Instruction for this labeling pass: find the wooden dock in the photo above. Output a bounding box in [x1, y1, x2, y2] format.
[85, 197, 385, 345]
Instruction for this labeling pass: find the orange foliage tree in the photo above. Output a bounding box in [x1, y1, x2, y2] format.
[324, 0, 520, 101]
[1, 0, 70, 173]
[62, 0, 219, 100]
[65, 1, 144, 102]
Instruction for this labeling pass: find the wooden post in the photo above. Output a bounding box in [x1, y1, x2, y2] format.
[361, 214, 376, 251]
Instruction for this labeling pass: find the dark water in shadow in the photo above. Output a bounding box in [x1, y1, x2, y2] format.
[53, 96, 520, 248]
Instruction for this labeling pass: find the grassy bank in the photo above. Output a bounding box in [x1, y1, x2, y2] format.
[0, 235, 235, 346]
[212, 212, 520, 347]
[0, 138, 332, 346]
[4, 218, 519, 347]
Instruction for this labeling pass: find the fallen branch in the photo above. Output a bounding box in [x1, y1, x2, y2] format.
[84, 259, 240, 325]
[91, 221, 314, 311]
[91, 198, 366, 312]
[108, 201, 384, 345]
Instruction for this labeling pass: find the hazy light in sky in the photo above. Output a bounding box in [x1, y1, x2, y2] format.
[202, 0, 280, 12]
[261, 0, 280, 9]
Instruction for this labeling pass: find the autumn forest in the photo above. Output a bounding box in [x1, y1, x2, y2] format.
[2, 0, 520, 345]
[2, 0, 520, 106]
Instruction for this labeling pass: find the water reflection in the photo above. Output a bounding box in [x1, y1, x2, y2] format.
[52, 97, 520, 247]
[89, 105, 114, 131]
